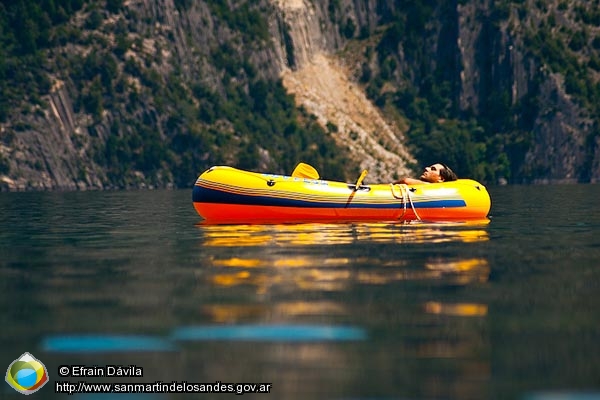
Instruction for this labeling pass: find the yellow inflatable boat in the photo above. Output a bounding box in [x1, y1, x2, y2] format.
[192, 165, 491, 223]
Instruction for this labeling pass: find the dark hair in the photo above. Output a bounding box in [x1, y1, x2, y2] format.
[439, 163, 458, 182]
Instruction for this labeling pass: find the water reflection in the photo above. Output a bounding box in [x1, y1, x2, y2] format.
[200, 302, 347, 323]
[3, 187, 599, 399]
[425, 257, 491, 284]
[41, 335, 176, 353]
[190, 220, 493, 399]
[197, 222, 491, 303]
[171, 324, 367, 342]
[424, 301, 488, 317]
[203, 256, 490, 294]
[198, 220, 490, 247]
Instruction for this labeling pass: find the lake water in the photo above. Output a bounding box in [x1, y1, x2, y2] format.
[1, 185, 599, 399]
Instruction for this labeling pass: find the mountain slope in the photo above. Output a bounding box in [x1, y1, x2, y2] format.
[274, 0, 414, 181]
[1, 0, 599, 190]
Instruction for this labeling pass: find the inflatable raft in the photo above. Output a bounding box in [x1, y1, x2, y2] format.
[192, 165, 491, 223]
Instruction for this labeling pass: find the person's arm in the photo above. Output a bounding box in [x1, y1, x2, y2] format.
[393, 177, 429, 185]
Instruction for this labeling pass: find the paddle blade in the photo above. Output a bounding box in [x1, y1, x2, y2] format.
[354, 169, 368, 190]
[291, 163, 320, 179]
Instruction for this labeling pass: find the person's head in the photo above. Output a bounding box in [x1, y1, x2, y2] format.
[420, 163, 458, 183]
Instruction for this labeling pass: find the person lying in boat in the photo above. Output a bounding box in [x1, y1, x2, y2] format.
[394, 163, 458, 184]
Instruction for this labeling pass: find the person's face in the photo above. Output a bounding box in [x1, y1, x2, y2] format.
[420, 163, 446, 183]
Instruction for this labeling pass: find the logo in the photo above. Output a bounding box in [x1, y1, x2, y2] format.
[5, 352, 49, 395]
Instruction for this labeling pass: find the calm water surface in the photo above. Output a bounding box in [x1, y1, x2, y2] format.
[1, 185, 599, 399]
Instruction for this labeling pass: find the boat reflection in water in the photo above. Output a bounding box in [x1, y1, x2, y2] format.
[197, 219, 490, 247]
[202, 255, 490, 295]
[191, 220, 492, 399]
[195, 220, 491, 308]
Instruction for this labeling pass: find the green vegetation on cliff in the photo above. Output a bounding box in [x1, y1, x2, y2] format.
[0, 0, 348, 187]
[357, 0, 599, 183]
[1, 0, 599, 188]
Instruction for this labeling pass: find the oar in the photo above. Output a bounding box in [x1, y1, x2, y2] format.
[291, 162, 320, 179]
[345, 169, 368, 207]
[354, 169, 368, 190]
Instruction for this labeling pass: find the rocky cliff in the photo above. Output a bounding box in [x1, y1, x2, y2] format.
[455, 0, 599, 183]
[0, 0, 598, 190]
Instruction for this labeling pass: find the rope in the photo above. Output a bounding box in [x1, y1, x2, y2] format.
[390, 183, 407, 219]
[407, 187, 421, 221]
[390, 184, 421, 221]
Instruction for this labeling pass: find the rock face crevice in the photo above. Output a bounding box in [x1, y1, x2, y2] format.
[3, 81, 106, 191]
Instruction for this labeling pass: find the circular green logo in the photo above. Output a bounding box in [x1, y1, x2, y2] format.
[5, 352, 49, 395]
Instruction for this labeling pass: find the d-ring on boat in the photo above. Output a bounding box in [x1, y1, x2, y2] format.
[192, 163, 491, 223]
[192, 164, 491, 223]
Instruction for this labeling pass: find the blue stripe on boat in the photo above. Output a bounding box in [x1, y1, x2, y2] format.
[192, 185, 466, 209]
[413, 199, 466, 208]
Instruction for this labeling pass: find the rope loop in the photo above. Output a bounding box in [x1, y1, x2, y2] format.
[390, 184, 421, 221]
